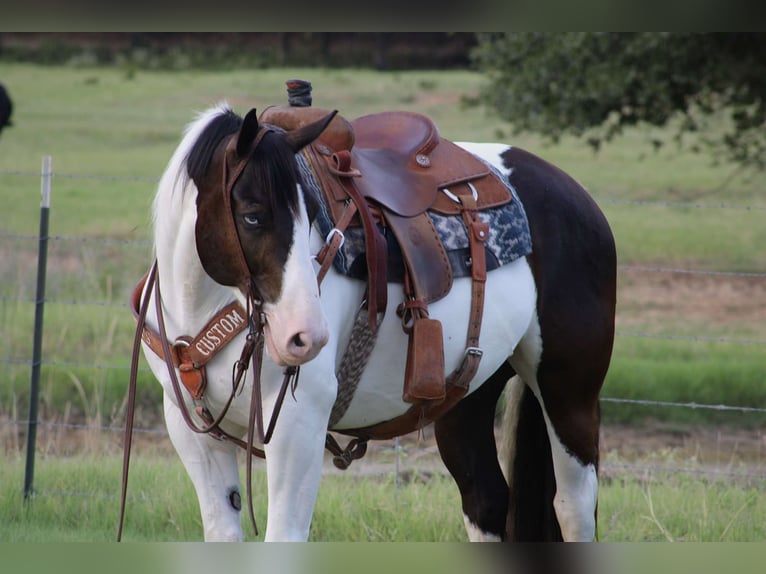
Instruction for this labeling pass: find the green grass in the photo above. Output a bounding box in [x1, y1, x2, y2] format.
[0, 452, 466, 542]
[606, 204, 766, 270]
[598, 473, 766, 542]
[602, 338, 766, 426]
[2, 452, 765, 542]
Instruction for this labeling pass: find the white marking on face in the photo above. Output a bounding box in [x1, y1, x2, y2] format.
[263, 185, 329, 366]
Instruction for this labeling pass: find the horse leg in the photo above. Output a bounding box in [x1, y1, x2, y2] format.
[507, 318, 604, 542]
[163, 394, 244, 541]
[434, 362, 513, 541]
[535, 368, 601, 542]
[526, 380, 600, 542]
[262, 376, 336, 541]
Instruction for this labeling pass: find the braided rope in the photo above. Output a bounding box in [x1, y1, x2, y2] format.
[329, 309, 378, 427]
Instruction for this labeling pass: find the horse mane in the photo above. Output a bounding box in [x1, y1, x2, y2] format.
[153, 103, 238, 219]
[185, 107, 242, 185]
[152, 103, 305, 242]
[247, 130, 302, 217]
[184, 105, 302, 217]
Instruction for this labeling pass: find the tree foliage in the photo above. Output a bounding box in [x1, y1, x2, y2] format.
[472, 33, 766, 170]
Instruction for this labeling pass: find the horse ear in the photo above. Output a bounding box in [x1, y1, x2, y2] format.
[283, 110, 338, 153]
[236, 108, 260, 157]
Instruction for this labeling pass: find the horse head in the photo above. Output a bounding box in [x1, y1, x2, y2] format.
[192, 108, 336, 366]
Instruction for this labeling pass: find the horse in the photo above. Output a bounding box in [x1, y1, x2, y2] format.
[0, 83, 13, 136]
[123, 99, 616, 542]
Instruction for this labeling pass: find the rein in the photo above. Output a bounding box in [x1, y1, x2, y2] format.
[118, 126, 299, 541]
[118, 263, 300, 540]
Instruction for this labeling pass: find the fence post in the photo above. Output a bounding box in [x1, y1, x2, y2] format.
[24, 155, 52, 501]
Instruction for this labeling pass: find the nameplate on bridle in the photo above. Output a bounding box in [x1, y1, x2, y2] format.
[192, 306, 248, 359]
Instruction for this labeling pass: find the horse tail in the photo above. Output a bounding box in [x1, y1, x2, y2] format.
[501, 376, 563, 541]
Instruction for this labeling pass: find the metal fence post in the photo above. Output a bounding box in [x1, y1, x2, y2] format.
[24, 155, 52, 501]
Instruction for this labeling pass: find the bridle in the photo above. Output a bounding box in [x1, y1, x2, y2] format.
[118, 126, 301, 540]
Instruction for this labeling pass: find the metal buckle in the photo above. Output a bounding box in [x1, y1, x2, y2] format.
[171, 337, 191, 365]
[325, 227, 345, 248]
[465, 346, 483, 358]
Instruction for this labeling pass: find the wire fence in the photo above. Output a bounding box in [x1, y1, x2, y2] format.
[1, 165, 765, 494]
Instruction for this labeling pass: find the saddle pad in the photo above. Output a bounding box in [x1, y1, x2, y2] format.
[298, 153, 532, 282]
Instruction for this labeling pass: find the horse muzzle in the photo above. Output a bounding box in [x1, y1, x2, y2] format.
[264, 320, 329, 367]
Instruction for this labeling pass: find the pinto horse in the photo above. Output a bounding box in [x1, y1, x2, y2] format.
[123, 102, 616, 542]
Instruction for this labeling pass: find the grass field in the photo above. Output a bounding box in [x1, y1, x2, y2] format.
[2, 441, 766, 542]
[1, 62, 765, 542]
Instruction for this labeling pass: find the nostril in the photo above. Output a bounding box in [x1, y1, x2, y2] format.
[292, 333, 306, 348]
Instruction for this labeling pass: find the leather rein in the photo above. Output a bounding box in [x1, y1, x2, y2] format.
[118, 128, 300, 540]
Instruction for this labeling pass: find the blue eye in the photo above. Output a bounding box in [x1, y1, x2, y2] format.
[243, 214, 262, 228]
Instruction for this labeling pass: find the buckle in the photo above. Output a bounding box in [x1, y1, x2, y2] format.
[465, 346, 483, 358]
[171, 337, 192, 366]
[325, 227, 345, 248]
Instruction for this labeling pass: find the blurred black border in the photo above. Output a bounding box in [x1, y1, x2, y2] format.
[1, 0, 759, 31]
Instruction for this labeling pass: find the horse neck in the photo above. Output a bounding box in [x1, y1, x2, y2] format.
[152, 177, 241, 336]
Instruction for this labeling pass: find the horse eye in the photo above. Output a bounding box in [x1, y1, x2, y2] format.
[242, 214, 262, 228]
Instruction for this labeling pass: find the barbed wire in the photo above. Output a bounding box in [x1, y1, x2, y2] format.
[1, 419, 165, 435]
[615, 331, 766, 345]
[0, 232, 150, 245]
[2, 396, 764, 436]
[602, 461, 766, 482]
[5, 413, 765, 484]
[594, 197, 766, 211]
[600, 397, 766, 414]
[0, 295, 129, 307]
[0, 169, 159, 183]
[0, 357, 151, 371]
[618, 265, 766, 278]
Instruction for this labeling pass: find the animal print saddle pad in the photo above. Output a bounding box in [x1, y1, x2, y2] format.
[297, 154, 532, 282]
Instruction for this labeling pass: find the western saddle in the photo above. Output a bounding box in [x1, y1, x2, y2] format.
[259, 93, 512, 442]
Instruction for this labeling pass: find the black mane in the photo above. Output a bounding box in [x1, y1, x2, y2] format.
[249, 130, 302, 217]
[184, 109, 302, 218]
[185, 108, 242, 184]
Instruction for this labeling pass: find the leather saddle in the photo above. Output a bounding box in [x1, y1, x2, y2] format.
[260, 105, 512, 304]
[260, 104, 512, 415]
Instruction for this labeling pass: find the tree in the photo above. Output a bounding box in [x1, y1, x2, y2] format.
[472, 33, 766, 170]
